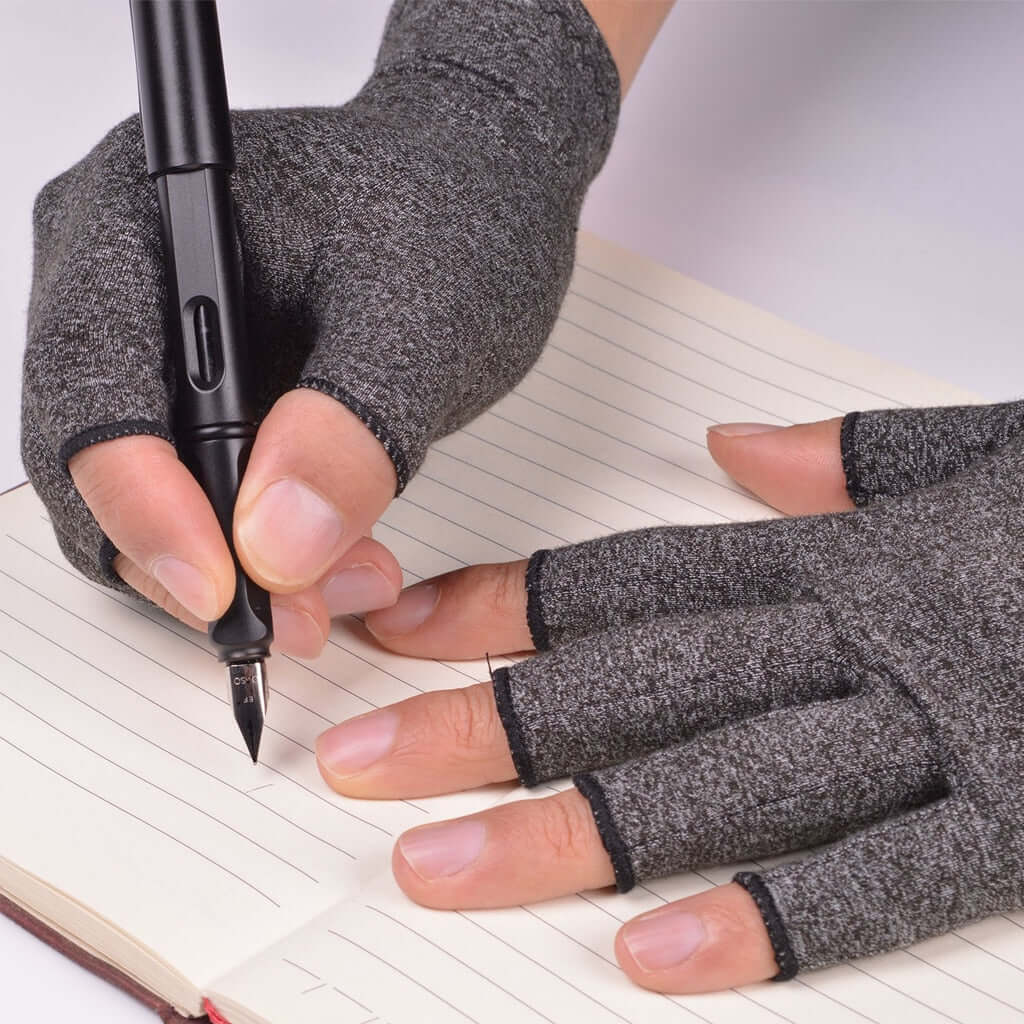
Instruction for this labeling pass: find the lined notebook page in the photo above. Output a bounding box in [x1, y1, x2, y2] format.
[0, 493, 513, 1011]
[1, 230, 1020, 1024]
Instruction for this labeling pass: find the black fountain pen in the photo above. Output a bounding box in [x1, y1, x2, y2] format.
[131, 0, 273, 762]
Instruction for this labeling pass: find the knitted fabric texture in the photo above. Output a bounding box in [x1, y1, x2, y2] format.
[841, 401, 1024, 506]
[498, 434, 1024, 976]
[21, 0, 619, 589]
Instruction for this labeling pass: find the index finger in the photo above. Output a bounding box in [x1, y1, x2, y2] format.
[69, 434, 235, 621]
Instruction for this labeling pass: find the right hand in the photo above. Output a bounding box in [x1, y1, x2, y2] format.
[322, 404, 1024, 993]
[20, 2, 620, 655]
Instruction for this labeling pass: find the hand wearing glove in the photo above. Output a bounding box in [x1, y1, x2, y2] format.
[311, 402, 1024, 993]
[21, 0, 619, 655]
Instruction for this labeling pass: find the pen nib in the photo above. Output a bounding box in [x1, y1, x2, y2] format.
[229, 660, 268, 764]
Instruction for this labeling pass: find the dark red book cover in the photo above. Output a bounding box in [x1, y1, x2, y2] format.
[1, 893, 213, 1024]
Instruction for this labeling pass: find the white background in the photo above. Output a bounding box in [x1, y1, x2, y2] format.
[1, 1, 1023, 1019]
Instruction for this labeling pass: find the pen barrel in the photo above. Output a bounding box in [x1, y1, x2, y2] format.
[130, 0, 234, 175]
[155, 168, 254, 430]
[153, 165, 273, 662]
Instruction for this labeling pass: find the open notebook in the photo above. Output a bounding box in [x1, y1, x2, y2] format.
[3, 232, 1022, 1024]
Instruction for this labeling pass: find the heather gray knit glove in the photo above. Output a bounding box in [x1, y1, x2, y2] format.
[21, 0, 618, 589]
[841, 400, 1024, 505]
[493, 432, 1024, 978]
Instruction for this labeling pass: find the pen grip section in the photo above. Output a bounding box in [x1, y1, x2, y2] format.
[181, 429, 274, 663]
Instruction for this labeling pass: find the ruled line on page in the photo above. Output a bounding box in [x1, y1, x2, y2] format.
[0, 640, 355, 859]
[453, 429, 673, 526]
[365, 905, 561, 1024]
[524, 365, 740, 463]
[507, 387, 750, 499]
[542, 339, 762, 425]
[1, 529, 469, 828]
[0, 668, 320, 884]
[556, 317, 813, 420]
[424, 447, 621, 534]
[0, 601, 377, 855]
[328, 929, 480, 1024]
[12, 529, 413, 719]
[0, 730, 281, 908]
[567, 267, 908, 407]
[0, 559, 317, 755]
[0, 558, 398, 841]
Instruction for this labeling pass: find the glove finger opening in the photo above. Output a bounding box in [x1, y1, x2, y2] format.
[499, 600, 852, 786]
[575, 686, 946, 895]
[735, 794, 997, 977]
[842, 402, 1024, 507]
[525, 512, 848, 651]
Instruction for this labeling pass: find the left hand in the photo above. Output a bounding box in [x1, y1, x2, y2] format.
[315, 409, 1024, 993]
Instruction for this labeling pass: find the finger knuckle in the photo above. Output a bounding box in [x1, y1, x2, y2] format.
[533, 794, 598, 863]
[70, 458, 126, 524]
[467, 560, 523, 620]
[436, 683, 502, 756]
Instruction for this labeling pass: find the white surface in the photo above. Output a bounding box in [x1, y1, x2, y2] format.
[1, 1, 1023, 1020]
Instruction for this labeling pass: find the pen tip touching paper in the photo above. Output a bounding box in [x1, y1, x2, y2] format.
[229, 660, 268, 764]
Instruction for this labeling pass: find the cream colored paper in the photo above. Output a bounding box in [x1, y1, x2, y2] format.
[3, 232, 1019, 1024]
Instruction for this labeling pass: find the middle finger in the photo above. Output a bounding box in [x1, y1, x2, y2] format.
[316, 682, 515, 798]
[392, 788, 615, 908]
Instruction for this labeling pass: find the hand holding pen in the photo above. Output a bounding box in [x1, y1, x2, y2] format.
[21, 0, 604, 745]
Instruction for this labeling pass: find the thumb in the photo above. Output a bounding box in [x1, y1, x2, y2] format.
[234, 388, 400, 593]
[706, 418, 853, 516]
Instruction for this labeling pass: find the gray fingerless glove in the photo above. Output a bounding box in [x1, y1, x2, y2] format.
[841, 400, 1024, 505]
[495, 435, 1024, 977]
[21, 0, 619, 589]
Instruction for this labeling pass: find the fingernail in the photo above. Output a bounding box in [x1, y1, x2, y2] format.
[151, 556, 220, 621]
[272, 605, 326, 659]
[708, 422, 784, 437]
[322, 563, 397, 616]
[365, 582, 439, 637]
[237, 478, 344, 585]
[621, 909, 706, 971]
[316, 710, 399, 777]
[398, 819, 486, 880]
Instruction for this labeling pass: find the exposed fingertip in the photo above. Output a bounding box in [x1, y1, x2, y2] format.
[707, 422, 784, 438]
[615, 883, 779, 993]
[365, 581, 440, 638]
[366, 562, 532, 660]
[315, 709, 400, 789]
[271, 604, 327, 658]
[707, 416, 852, 516]
[396, 819, 488, 884]
[322, 562, 400, 617]
[150, 555, 223, 622]
[113, 554, 208, 631]
[620, 908, 707, 972]
[236, 477, 346, 589]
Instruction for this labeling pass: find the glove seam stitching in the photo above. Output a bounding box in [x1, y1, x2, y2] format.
[733, 871, 799, 981]
[295, 376, 411, 494]
[573, 772, 636, 893]
[58, 419, 174, 473]
[840, 410, 873, 507]
[524, 549, 552, 651]
[491, 666, 538, 788]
